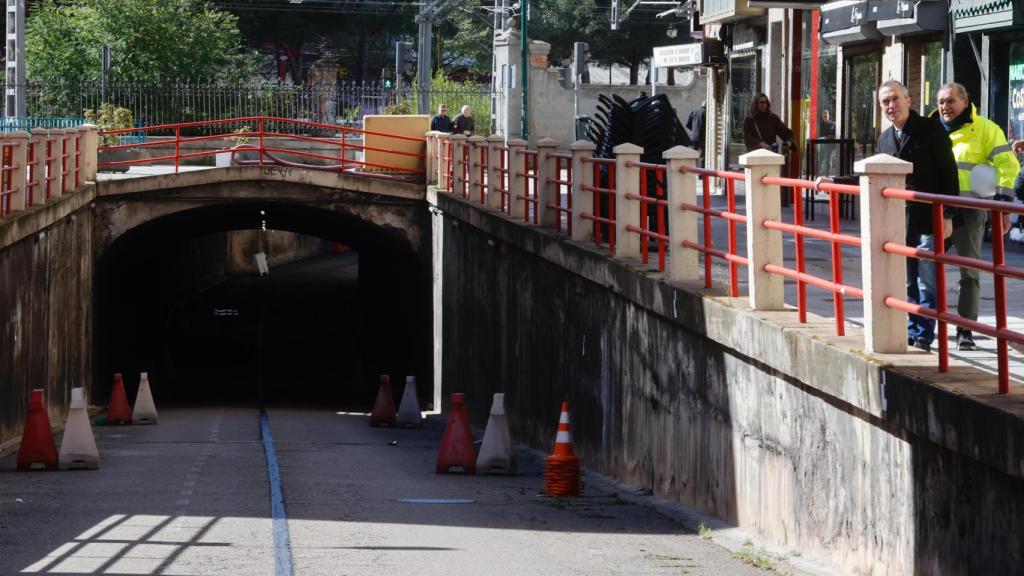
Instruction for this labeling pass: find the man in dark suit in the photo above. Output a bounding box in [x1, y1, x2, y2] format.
[875, 79, 959, 352]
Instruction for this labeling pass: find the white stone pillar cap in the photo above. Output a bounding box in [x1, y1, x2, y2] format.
[536, 137, 558, 147]
[854, 153, 913, 175]
[468, 135, 486, 143]
[570, 140, 596, 151]
[5, 130, 30, 139]
[450, 134, 467, 141]
[507, 138, 528, 146]
[612, 142, 643, 155]
[486, 134, 505, 143]
[663, 145, 700, 160]
[740, 148, 785, 166]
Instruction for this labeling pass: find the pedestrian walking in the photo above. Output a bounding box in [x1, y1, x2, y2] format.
[743, 93, 793, 155]
[431, 104, 453, 133]
[932, 82, 1021, 350]
[876, 80, 959, 352]
[454, 105, 475, 136]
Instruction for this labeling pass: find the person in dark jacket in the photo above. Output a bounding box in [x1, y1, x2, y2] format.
[685, 101, 706, 156]
[430, 104, 453, 133]
[875, 79, 959, 352]
[743, 93, 793, 154]
[454, 105, 475, 136]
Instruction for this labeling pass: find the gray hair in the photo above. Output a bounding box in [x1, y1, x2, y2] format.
[938, 82, 969, 101]
[879, 80, 909, 98]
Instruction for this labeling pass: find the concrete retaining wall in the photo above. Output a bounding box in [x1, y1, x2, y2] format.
[434, 190, 1024, 575]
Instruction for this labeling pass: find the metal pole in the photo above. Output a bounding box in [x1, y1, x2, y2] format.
[5, 0, 26, 118]
[416, 7, 432, 115]
[520, 0, 529, 140]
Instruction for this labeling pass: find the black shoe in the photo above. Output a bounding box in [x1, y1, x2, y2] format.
[912, 338, 931, 352]
[957, 330, 976, 351]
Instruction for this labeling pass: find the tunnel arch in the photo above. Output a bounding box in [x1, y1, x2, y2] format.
[92, 196, 433, 411]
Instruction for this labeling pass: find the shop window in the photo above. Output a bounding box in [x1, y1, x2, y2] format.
[844, 51, 880, 159]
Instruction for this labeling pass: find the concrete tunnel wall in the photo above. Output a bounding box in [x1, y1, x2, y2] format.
[434, 190, 1024, 575]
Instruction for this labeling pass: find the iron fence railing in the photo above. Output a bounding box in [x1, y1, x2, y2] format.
[2, 81, 495, 136]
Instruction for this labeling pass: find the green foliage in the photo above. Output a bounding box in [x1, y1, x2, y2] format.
[698, 522, 712, 541]
[27, 0, 258, 85]
[84, 103, 133, 146]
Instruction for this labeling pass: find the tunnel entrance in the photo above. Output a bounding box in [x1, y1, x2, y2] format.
[93, 201, 432, 411]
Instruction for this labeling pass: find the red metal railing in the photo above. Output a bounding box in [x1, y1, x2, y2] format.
[678, 166, 748, 296]
[580, 157, 616, 250]
[0, 143, 14, 217]
[881, 188, 1024, 394]
[548, 152, 573, 235]
[625, 161, 669, 271]
[99, 116, 426, 176]
[517, 149, 539, 224]
[761, 176, 863, 335]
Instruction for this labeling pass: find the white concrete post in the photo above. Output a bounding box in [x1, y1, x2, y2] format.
[741, 149, 786, 310]
[613, 143, 644, 261]
[28, 128, 48, 206]
[467, 135, 486, 204]
[508, 139, 528, 220]
[664, 145, 702, 283]
[424, 131, 438, 186]
[62, 128, 78, 194]
[436, 132, 451, 190]
[486, 134, 505, 211]
[450, 134, 467, 197]
[570, 140, 597, 242]
[48, 129, 65, 198]
[3, 131, 29, 214]
[79, 124, 98, 183]
[535, 138, 559, 228]
[856, 154, 912, 354]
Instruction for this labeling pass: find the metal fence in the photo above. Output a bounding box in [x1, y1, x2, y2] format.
[2, 81, 496, 135]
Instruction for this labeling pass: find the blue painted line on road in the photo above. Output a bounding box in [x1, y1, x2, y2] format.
[260, 410, 294, 576]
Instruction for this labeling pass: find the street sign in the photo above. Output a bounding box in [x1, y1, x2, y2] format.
[652, 44, 703, 68]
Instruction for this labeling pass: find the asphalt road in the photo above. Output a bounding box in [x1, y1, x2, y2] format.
[0, 407, 780, 576]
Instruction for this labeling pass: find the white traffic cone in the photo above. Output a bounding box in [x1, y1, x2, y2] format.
[476, 393, 516, 475]
[59, 387, 99, 470]
[132, 372, 159, 425]
[396, 376, 423, 427]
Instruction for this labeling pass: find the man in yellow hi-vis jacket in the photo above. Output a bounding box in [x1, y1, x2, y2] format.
[933, 82, 1021, 351]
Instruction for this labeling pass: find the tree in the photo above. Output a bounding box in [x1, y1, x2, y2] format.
[585, 1, 678, 85]
[26, 0, 257, 85]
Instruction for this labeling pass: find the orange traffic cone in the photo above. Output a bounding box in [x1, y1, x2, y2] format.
[106, 373, 132, 425]
[436, 393, 475, 474]
[17, 389, 58, 471]
[369, 375, 396, 427]
[544, 401, 581, 496]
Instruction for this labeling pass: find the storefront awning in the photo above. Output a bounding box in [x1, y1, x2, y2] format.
[820, 1, 881, 45]
[868, 0, 948, 36]
[952, 0, 1021, 33]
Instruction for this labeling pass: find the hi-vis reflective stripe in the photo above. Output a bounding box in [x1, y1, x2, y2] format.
[957, 161, 977, 171]
[555, 430, 572, 443]
[559, 411, 570, 424]
[989, 144, 1013, 160]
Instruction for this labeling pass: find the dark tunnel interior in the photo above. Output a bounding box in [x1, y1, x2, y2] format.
[93, 201, 432, 411]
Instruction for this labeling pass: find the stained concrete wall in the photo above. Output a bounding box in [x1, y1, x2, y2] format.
[0, 198, 94, 445]
[434, 190, 1024, 575]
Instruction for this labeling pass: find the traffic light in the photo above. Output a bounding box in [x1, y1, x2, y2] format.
[395, 41, 414, 81]
[382, 67, 394, 89]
